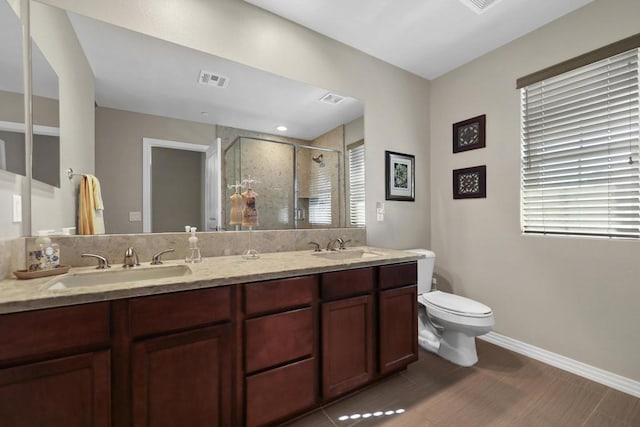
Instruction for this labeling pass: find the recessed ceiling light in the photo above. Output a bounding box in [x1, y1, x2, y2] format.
[276, 125, 287, 131]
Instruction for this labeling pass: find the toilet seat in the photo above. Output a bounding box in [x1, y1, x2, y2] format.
[420, 291, 492, 318]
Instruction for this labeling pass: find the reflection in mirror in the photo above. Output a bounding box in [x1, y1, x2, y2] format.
[0, 0, 24, 219]
[0, 122, 59, 187]
[30, 4, 365, 234]
[31, 31, 60, 190]
[0, 0, 59, 186]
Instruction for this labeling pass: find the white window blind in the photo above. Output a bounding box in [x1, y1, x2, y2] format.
[521, 48, 640, 238]
[308, 158, 333, 225]
[348, 142, 366, 227]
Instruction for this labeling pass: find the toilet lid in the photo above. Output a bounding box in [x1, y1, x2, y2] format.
[421, 291, 492, 317]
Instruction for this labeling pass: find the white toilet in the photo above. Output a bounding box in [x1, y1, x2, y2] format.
[406, 249, 494, 367]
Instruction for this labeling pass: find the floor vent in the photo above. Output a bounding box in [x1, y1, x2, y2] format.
[319, 92, 345, 105]
[459, 0, 504, 14]
[198, 70, 230, 88]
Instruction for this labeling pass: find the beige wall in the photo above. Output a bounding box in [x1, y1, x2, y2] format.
[430, 0, 640, 381]
[40, 0, 432, 250]
[30, 1, 94, 233]
[345, 116, 364, 146]
[95, 107, 216, 234]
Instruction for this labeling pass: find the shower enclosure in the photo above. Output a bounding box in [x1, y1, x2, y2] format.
[224, 136, 342, 229]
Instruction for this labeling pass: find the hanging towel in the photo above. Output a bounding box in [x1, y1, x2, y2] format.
[78, 174, 106, 235]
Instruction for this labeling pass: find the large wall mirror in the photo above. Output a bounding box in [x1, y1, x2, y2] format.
[26, 1, 365, 235]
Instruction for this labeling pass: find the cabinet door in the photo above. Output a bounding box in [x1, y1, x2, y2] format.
[0, 350, 110, 427]
[131, 325, 232, 427]
[321, 295, 374, 399]
[379, 285, 418, 374]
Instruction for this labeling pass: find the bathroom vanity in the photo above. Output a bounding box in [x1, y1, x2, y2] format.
[0, 248, 420, 426]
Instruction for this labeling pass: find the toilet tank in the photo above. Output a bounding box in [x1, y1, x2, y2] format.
[404, 249, 435, 295]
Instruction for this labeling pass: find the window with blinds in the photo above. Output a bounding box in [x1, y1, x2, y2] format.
[308, 157, 333, 226]
[520, 48, 640, 238]
[348, 142, 366, 227]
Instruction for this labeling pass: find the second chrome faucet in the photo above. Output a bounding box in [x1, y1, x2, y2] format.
[123, 247, 140, 268]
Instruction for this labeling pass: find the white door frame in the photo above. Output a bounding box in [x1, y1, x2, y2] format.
[142, 137, 211, 233]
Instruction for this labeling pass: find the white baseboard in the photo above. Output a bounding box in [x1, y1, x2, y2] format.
[478, 332, 640, 399]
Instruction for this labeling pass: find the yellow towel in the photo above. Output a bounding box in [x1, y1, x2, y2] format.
[78, 174, 106, 235]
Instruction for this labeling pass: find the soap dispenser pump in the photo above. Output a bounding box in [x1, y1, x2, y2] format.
[185, 227, 202, 263]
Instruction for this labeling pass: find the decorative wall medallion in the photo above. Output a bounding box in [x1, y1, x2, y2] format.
[453, 114, 486, 153]
[453, 165, 486, 199]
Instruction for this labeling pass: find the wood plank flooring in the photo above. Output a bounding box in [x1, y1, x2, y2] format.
[285, 340, 640, 426]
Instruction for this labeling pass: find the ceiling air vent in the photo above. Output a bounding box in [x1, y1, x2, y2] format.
[198, 70, 230, 88]
[319, 92, 345, 105]
[459, 0, 504, 14]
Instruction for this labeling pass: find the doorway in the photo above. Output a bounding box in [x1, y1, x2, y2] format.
[142, 137, 221, 233]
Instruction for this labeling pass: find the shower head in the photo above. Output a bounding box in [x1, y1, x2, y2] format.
[312, 154, 324, 166]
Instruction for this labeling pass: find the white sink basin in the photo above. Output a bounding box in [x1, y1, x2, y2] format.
[312, 249, 382, 261]
[46, 264, 192, 290]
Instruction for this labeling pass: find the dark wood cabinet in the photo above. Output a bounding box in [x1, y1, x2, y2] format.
[242, 276, 318, 426]
[131, 325, 232, 427]
[0, 302, 111, 426]
[0, 350, 111, 427]
[321, 294, 374, 398]
[0, 260, 418, 426]
[379, 285, 418, 374]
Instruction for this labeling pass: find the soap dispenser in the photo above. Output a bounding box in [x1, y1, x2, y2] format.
[28, 231, 60, 271]
[185, 227, 202, 263]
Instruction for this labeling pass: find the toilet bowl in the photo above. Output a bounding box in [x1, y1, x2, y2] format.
[405, 249, 494, 367]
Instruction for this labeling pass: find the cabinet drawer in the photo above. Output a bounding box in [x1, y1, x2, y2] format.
[379, 262, 417, 290]
[245, 357, 316, 427]
[321, 267, 374, 300]
[0, 302, 110, 363]
[245, 308, 314, 373]
[130, 287, 230, 338]
[244, 275, 315, 316]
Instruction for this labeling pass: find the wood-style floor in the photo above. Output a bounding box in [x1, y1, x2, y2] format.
[286, 340, 640, 426]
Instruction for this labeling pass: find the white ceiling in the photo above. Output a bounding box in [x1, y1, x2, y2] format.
[244, 0, 594, 79]
[1, 0, 364, 141]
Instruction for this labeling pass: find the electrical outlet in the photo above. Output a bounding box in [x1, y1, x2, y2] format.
[376, 201, 385, 222]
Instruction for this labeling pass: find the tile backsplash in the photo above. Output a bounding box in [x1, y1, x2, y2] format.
[0, 237, 26, 279]
[20, 228, 366, 271]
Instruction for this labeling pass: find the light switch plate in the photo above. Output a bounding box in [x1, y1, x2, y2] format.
[12, 195, 22, 223]
[129, 211, 142, 222]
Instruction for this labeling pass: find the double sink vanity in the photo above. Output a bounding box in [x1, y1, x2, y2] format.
[0, 246, 422, 426]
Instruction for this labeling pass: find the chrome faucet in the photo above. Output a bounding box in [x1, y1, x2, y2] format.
[123, 247, 140, 268]
[308, 241, 321, 252]
[337, 238, 351, 250]
[326, 238, 341, 251]
[151, 248, 175, 265]
[81, 253, 111, 269]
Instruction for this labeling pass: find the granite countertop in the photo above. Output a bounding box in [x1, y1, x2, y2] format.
[0, 246, 423, 314]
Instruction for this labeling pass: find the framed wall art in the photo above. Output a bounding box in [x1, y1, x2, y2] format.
[453, 165, 486, 199]
[385, 150, 415, 201]
[453, 114, 486, 153]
